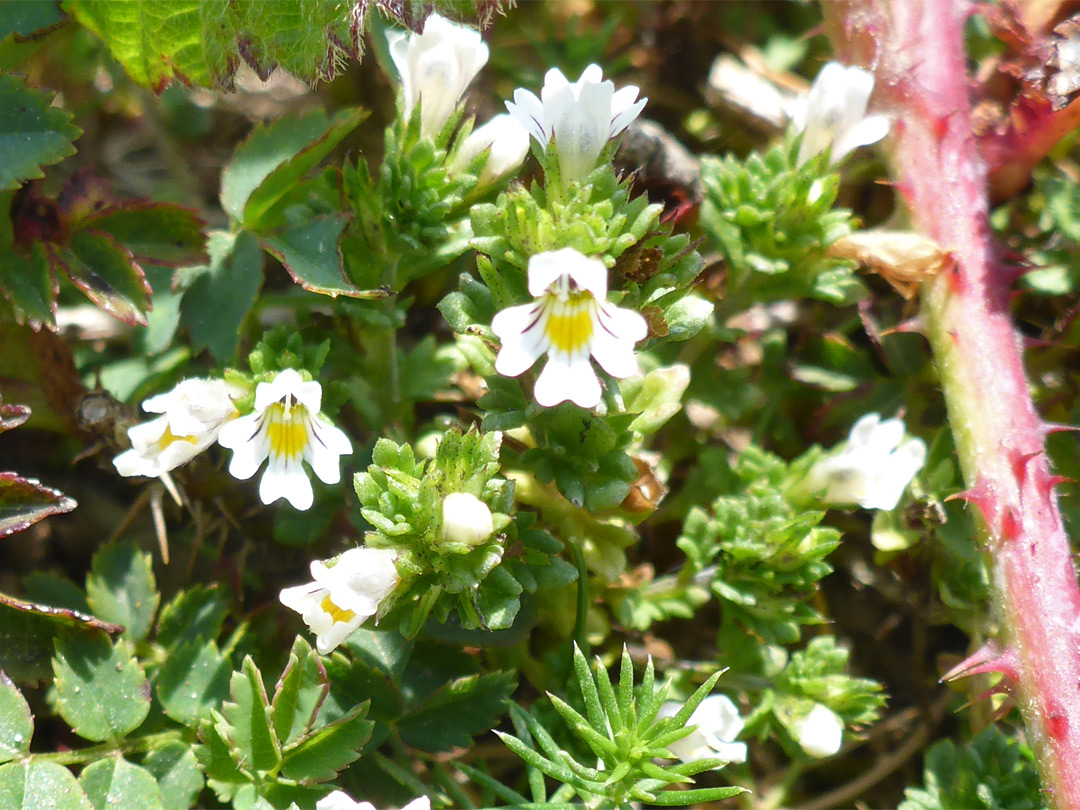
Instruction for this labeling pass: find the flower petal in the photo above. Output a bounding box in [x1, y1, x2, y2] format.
[534, 352, 601, 409]
[218, 413, 269, 480]
[492, 303, 548, 376]
[304, 415, 352, 485]
[260, 452, 313, 510]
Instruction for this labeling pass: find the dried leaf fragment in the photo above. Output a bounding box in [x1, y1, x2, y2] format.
[827, 230, 953, 299]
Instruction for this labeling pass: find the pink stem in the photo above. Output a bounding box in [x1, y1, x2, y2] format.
[824, 1, 1080, 804]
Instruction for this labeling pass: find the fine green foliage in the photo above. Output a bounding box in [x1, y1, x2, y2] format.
[899, 726, 1046, 810]
[498, 645, 745, 807]
[356, 428, 574, 635]
[699, 137, 860, 313]
[677, 447, 839, 646]
[0, 73, 80, 192]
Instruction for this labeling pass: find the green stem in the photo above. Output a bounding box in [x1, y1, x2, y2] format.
[31, 730, 187, 766]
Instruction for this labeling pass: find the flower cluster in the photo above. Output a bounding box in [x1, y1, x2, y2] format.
[316, 792, 430, 810]
[114, 368, 352, 511]
[387, 13, 528, 185]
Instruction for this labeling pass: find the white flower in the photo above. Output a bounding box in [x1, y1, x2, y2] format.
[387, 13, 489, 137]
[491, 248, 648, 409]
[114, 379, 241, 478]
[449, 113, 530, 184]
[316, 793, 431, 810]
[216, 368, 352, 511]
[658, 694, 748, 764]
[506, 64, 646, 184]
[804, 413, 926, 511]
[789, 62, 890, 166]
[279, 547, 400, 655]
[791, 703, 844, 758]
[441, 492, 494, 546]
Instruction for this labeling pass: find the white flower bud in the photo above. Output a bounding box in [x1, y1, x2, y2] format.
[792, 703, 844, 758]
[441, 492, 494, 546]
[450, 114, 530, 184]
[387, 13, 489, 137]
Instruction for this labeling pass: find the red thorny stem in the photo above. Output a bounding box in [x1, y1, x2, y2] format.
[824, 1, 1080, 805]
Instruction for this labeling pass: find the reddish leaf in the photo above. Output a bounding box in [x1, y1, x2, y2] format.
[52, 230, 152, 326]
[0, 471, 76, 538]
[0, 404, 30, 433]
[82, 201, 208, 267]
[0, 591, 123, 686]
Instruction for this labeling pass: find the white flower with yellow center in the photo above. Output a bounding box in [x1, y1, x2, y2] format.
[789, 62, 890, 166]
[657, 694, 748, 765]
[216, 368, 352, 511]
[114, 379, 241, 479]
[279, 547, 400, 655]
[387, 12, 489, 137]
[802, 413, 926, 511]
[491, 248, 648, 409]
[506, 64, 646, 184]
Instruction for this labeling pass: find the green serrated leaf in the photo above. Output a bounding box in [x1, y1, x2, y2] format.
[85, 542, 159, 643]
[0, 471, 76, 539]
[54, 230, 151, 326]
[0, 673, 32, 763]
[156, 639, 232, 726]
[142, 742, 204, 810]
[0, 240, 57, 331]
[399, 671, 516, 752]
[53, 632, 150, 742]
[219, 657, 281, 774]
[272, 636, 329, 747]
[155, 585, 228, 651]
[79, 757, 165, 810]
[67, 2, 368, 91]
[280, 704, 371, 783]
[261, 215, 385, 299]
[0, 73, 80, 192]
[221, 109, 358, 225]
[178, 229, 263, 363]
[243, 108, 364, 229]
[0, 1, 64, 40]
[0, 759, 93, 810]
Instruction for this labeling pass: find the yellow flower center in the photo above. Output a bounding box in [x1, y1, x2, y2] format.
[266, 400, 310, 461]
[543, 291, 594, 354]
[320, 594, 356, 624]
[158, 425, 199, 449]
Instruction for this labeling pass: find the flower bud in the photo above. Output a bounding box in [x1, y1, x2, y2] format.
[791, 703, 844, 758]
[441, 492, 494, 546]
[450, 114, 529, 184]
